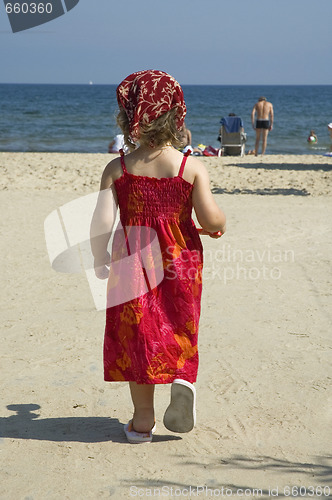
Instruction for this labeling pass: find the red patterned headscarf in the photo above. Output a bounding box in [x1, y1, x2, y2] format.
[116, 70, 186, 142]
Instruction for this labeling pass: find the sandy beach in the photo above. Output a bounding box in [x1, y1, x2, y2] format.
[1, 152, 331, 499]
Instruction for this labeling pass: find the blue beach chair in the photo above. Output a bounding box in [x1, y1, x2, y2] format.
[219, 116, 246, 156]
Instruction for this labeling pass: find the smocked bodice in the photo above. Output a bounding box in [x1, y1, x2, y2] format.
[114, 172, 193, 225]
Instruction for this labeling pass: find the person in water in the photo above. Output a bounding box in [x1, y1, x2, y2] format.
[307, 130, 318, 144]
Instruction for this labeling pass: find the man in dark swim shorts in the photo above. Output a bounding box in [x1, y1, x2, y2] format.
[251, 97, 274, 155]
[256, 119, 270, 129]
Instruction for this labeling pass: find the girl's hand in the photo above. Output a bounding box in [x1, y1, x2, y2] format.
[208, 231, 223, 239]
[197, 228, 223, 238]
[94, 264, 110, 280]
[94, 253, 111, 279]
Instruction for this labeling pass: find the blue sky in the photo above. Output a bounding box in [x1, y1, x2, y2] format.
[1, 0, 331, 85]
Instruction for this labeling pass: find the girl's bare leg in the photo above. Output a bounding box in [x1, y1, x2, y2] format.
[129, 382, 155, 432]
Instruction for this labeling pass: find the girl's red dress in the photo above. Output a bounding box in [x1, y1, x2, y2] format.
[104, 152, 203, 384]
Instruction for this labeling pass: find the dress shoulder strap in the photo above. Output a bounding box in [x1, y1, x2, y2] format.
[119, 149, 127, 174]
[178, 150, 191, 178]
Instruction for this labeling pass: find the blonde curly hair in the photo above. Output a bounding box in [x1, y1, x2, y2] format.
[117, 107, 184, 151]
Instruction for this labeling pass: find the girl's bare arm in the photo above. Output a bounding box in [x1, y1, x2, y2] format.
[90, 161, 119, 271]
[191, 160, 226, 234]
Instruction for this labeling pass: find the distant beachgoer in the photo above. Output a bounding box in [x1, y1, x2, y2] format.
[218, 113, 245, 136]
[251, 97, 274, 155]
[307, 130, 318, 144]
[328, 123, 332, 152]
[108, 134, 128, 154]
[178, 122, 192, 152]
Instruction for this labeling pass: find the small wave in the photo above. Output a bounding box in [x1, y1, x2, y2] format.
[23, 110, 42, 116]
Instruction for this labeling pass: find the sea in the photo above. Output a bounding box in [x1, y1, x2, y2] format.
[0, 83, 331, 155]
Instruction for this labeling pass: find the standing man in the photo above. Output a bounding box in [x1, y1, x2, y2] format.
[251, 97, 274, 155]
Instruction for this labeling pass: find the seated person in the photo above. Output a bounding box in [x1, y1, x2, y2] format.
[108, 134, 128, 154]
[178, 122, 192, 152]
[218, 113, 246, 136]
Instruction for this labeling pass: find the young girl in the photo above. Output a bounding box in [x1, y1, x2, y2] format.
[90, 70, 226, 444]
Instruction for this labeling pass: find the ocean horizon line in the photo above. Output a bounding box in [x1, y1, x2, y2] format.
[0, 82, 331, 87]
